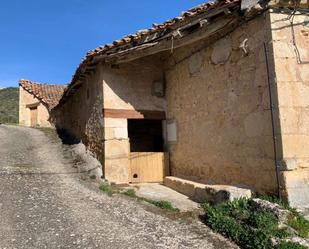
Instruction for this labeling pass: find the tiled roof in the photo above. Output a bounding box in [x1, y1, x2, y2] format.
[19, 79, 66, 110]
[84, 0, 239, 59]
[68, 0, 240, 86]
[57, 0, 267, 107]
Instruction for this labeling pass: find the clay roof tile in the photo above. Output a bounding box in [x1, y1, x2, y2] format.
[58, 0, 242, 108]
[19, 79, 66, 110]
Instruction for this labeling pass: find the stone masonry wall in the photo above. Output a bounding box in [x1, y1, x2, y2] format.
[19, 87, 52, 127]
[54, 65, 105, 165]
[102, 59, 166, 183]
[165, 13, 278, 193]
[270, 10, 309, 207]
[53, 58, 166, 183]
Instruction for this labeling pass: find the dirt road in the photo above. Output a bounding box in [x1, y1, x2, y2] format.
[0, 125, 237, 249]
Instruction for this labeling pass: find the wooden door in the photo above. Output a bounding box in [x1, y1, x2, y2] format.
[30, 107, 38, 127]
[129, 152, 169, 183]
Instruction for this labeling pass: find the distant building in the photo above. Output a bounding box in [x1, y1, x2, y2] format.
[49, 0, 308, 207]
[19, 79, 65, 127]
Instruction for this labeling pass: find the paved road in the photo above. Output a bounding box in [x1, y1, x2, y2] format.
[0, 125, 237, 249]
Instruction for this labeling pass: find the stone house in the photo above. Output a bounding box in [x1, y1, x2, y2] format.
[19, 79, 65, 127]
[52, 0, 309, 207]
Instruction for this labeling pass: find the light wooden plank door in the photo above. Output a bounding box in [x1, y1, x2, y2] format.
[30, 107, 38, 127]
[129, 152, 169, 183]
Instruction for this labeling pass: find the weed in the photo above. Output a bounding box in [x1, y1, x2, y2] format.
[143, 198, 179, 212]
[121, 188, 179, 212]
[288, 214, 309, 238]
[99, 183, 114, 196]
[275, 241, 307, 249]
[123, 188, 137, 198]
[258, 195, 300, 216]
[258, 195, 289, 209]
[202, 198, 294, 249]
[259, 195, 309, 238]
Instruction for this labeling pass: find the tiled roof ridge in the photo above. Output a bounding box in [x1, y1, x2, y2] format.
[69, 0, 240, 83]
[19, 79, 64, 88]
[83, 0, 238, 61]
[56, 0, 267, 108]
[19, 79, 66, 110]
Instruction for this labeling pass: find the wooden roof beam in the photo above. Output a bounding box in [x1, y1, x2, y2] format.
[105, 14, 241, 64]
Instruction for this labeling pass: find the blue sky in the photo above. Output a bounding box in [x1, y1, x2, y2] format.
[0, 0, 206, 88]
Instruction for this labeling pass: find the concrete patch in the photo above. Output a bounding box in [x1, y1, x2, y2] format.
[189, 52, 204, 75]
[164, 176, 252, 204]
[132, 183, 200, 212]
[211, 37, 231, 65]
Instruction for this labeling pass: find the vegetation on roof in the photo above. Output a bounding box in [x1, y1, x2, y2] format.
[0, 87, 19, 124]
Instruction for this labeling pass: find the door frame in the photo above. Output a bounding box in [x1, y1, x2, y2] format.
[27, 104, 39, 127]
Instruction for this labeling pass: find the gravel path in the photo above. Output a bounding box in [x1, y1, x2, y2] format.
[0, 125, 238, 249]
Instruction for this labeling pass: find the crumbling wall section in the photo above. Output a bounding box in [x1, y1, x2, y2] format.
[53, 66, 105, 165]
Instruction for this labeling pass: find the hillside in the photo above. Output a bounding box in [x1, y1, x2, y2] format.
[0, 87, 19, 124]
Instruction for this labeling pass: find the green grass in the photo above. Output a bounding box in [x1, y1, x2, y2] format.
[143, 199, 179, 212]
[259, 195, 309, 238]
[275, 241, 307, 249]
[0, 87, 19, 124]
[99, 183, 114, 196]
[257, 195, 298, 214]
[201, 198, 308, 249]
[288, 214, 309, 238]
[121, 188, 179, 212]
[123, 188, 137, 198]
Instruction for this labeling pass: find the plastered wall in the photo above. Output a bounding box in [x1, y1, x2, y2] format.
[102, 59, 166, 111]
[270, 9, 309, 206]
[54, 59, 167, 183]
[102, 59, 167, 183]
[19, 87, 51, 127]
[52, 9, 309, 205]
[165, 13, 278, 193]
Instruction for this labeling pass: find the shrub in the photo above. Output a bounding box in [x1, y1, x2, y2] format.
[288, 214, 309, 238]
[202, 198, 293, 249]
[259, 195, 309, 239]
[0, 87, 19, 124]
[275, 241, 307, 249]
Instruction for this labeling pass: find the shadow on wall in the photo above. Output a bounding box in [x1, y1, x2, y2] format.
[56, 127, 81, 145]
[103, 56, 166, 111]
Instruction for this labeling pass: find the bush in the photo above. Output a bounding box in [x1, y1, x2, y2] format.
[288, 214, 309, 238]
[0, 87, 19, 124]
[259, 195, 309, 239]
[275, 241, 307, 249]
[202, 198, 294, 249]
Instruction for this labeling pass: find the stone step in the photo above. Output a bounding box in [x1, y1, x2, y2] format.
[164, 176, 252, 204]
